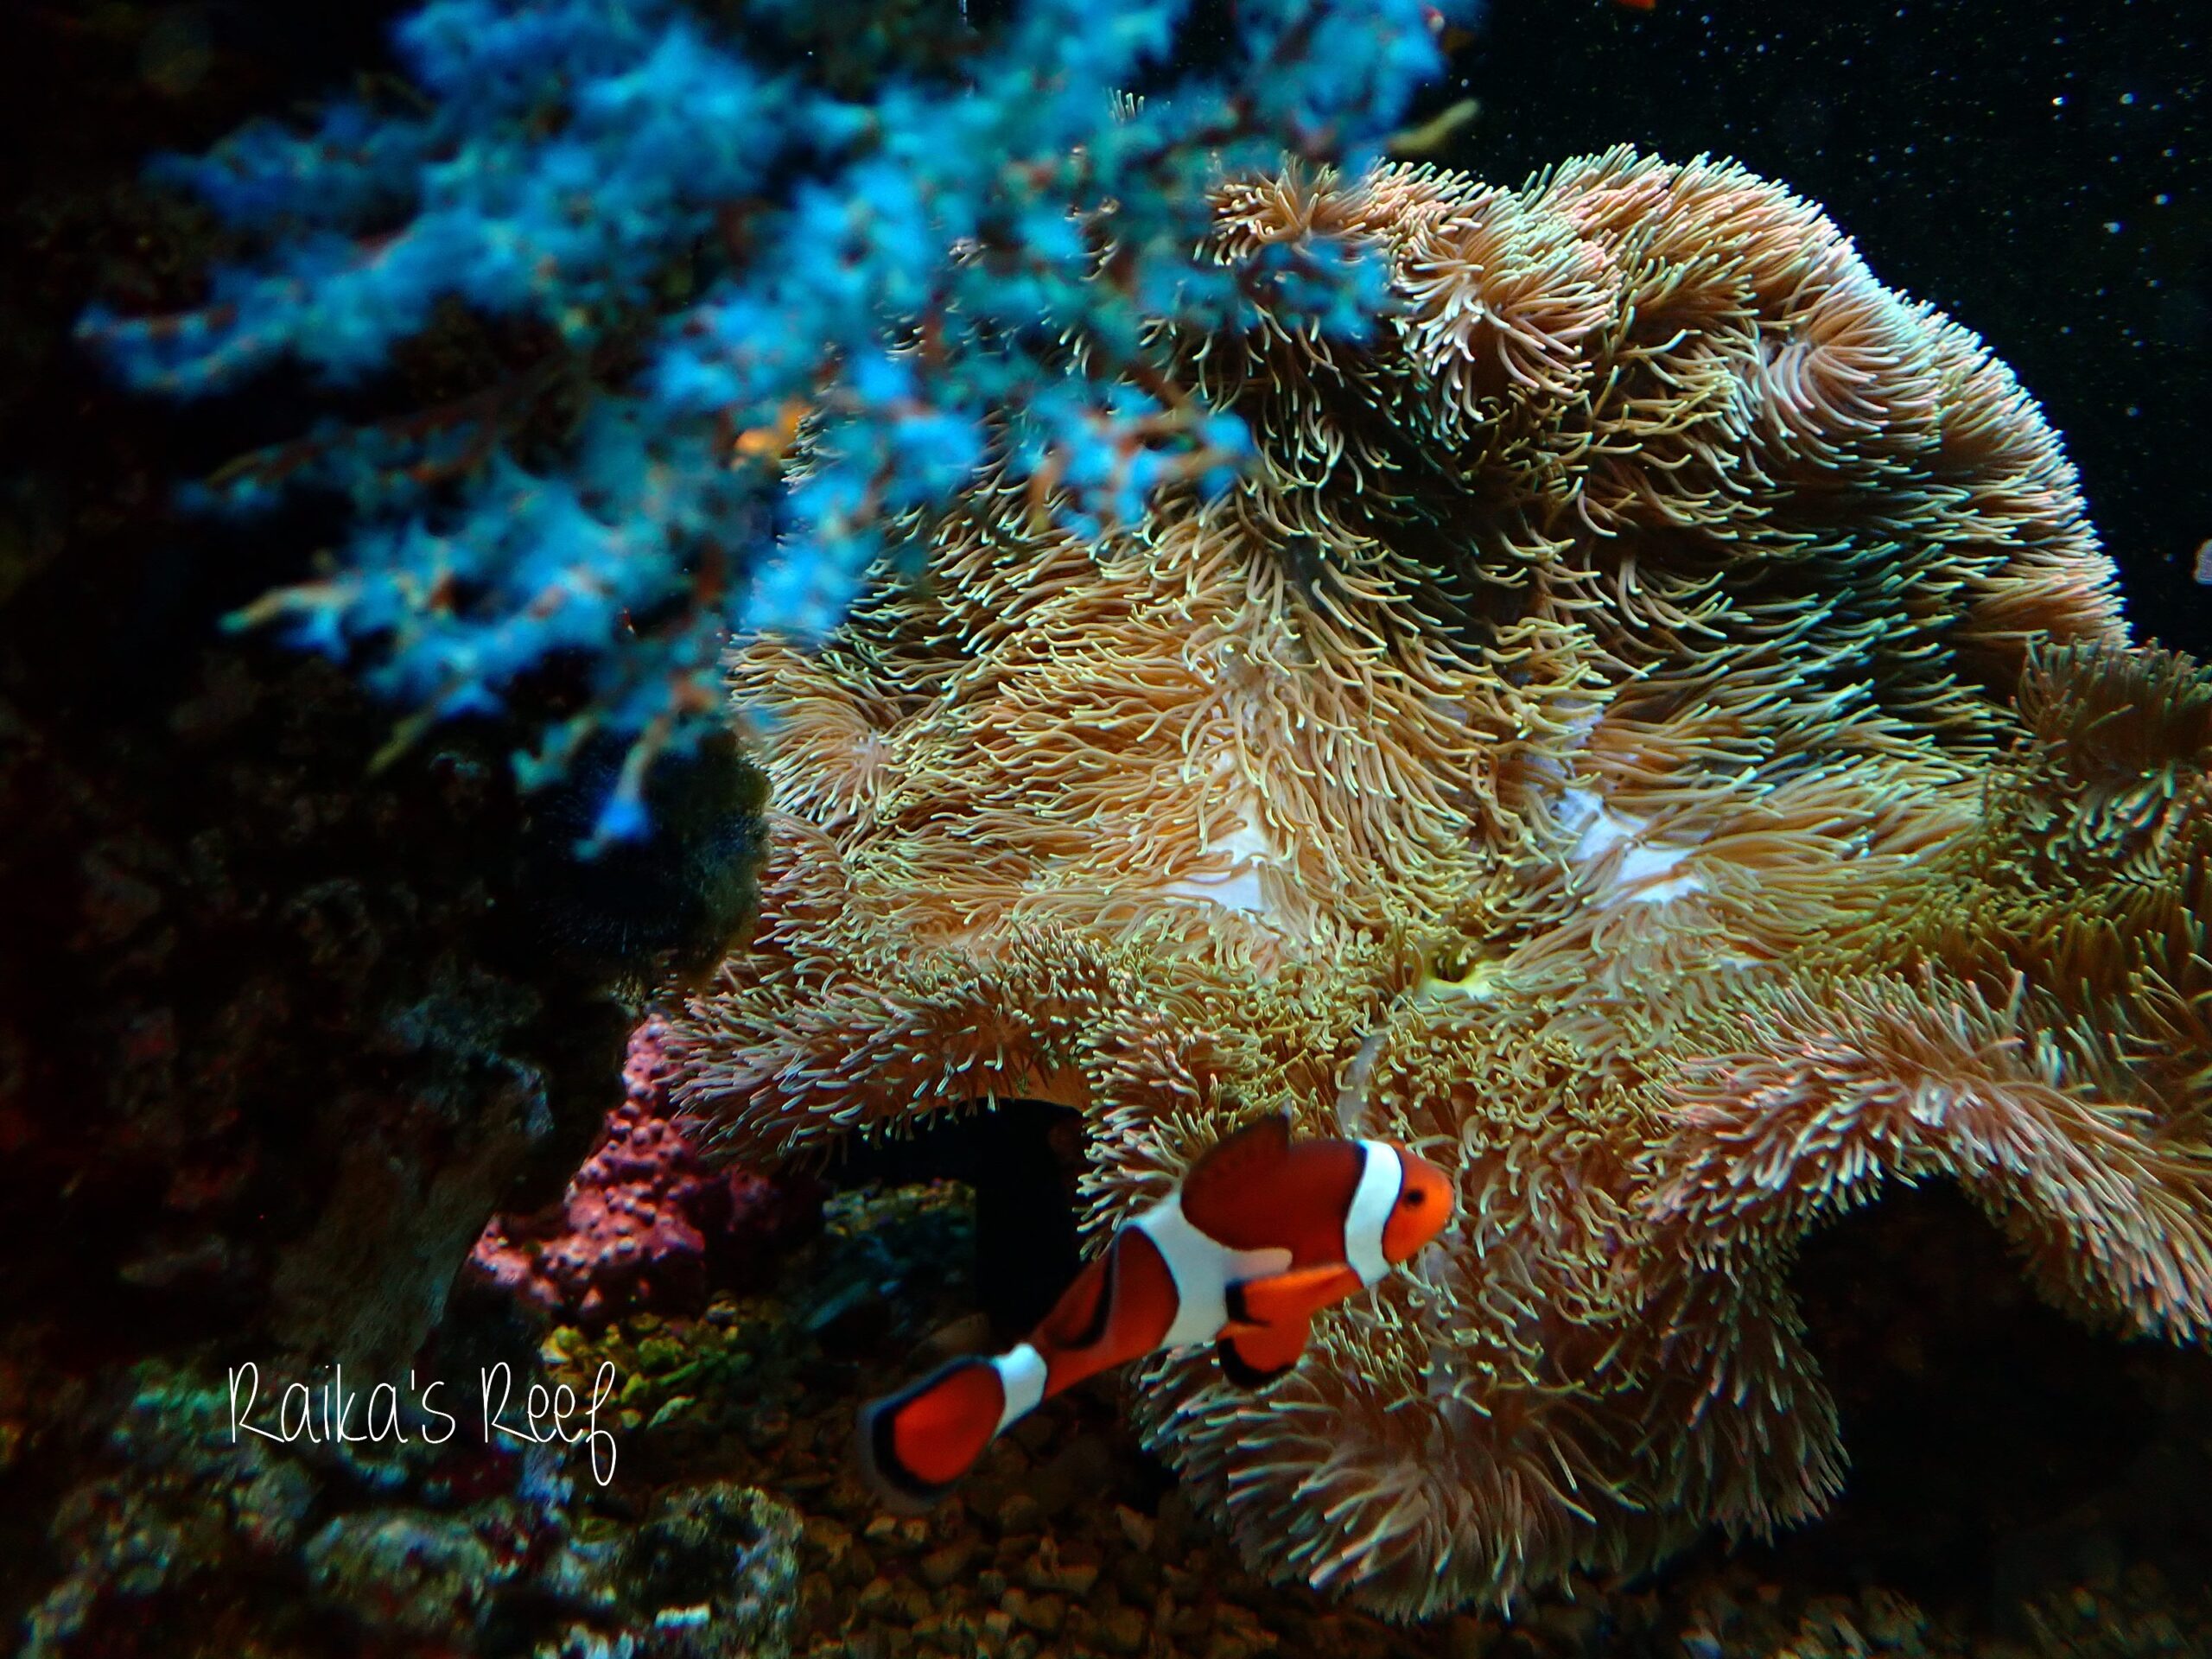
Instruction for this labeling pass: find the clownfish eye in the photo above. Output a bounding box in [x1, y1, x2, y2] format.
[1399, 1189, 1426, 1209]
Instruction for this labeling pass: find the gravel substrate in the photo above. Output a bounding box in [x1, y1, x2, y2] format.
[540, 1183, 2212, 1659]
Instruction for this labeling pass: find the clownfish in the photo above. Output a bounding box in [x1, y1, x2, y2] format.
[856, 1112, 1456, 1510]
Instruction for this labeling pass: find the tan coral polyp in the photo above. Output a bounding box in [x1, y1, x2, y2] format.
[668, 151, 2209, 1618]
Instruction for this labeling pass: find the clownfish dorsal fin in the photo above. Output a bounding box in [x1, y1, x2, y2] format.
[1180, 1111, 1295, 1235]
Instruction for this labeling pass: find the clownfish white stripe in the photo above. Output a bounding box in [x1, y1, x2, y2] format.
[1344, 1141, 1403, 1286]
[990, 1344, 1048, 1433]
[1132, 1192, 1294, 1349]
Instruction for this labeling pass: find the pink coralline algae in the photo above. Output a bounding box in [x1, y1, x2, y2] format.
[471, 1019, 819, 1322]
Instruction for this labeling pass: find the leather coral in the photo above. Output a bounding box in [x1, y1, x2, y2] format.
[668, 150, 2210, 1614]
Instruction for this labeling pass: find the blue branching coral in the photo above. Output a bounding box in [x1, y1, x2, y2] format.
[82, 0, 1468, 845]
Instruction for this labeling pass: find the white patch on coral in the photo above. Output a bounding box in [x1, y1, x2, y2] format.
[1556, 786, 1706, 907]
[1209, 817, 1275, 862]
[1161, 804, 1276, 917]
[1630, 872, 1706, 906]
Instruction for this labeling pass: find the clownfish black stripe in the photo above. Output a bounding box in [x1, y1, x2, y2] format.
[1224, 1276, 1255, 1327]
[1216, 1334, 1295, 1389]
[1066, 1230, 1121, 1351]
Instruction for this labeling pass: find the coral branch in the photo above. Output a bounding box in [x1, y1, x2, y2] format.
[81, 0, 1470, 842]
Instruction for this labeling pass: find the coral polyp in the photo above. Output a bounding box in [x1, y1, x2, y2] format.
[668, 152, 2211, 1614]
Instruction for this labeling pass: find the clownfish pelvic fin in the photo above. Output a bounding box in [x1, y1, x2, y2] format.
[1217, 1317, 1311, 1389]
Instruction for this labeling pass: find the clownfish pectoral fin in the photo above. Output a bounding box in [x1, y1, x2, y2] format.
[855, 1355, 1008, 1512]
[1225, 1263, 1364, 1329]
[1216, 1317, 1311, 1389]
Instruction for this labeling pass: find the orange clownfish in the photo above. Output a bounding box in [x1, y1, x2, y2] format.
[856, 1112, 1457, 1510]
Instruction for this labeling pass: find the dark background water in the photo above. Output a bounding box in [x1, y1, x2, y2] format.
[3, 0, 2204, 671]
[1459, 0, 2211, 658]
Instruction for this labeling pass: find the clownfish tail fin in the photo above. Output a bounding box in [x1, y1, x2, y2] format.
[855, 1345, 1046, 1510]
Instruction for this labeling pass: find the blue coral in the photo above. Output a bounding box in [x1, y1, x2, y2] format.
[83, 0, 1471, 846]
